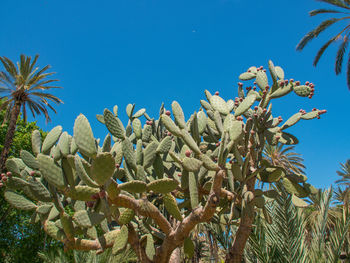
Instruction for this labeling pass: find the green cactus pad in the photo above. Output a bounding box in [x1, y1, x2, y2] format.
[184, 237, 195, 259]
[181, 129, 201, 154]
[126, 103, 135, 118]
[279, 132, 299, 145]
[274, 66, 284, 79]
[268, 60, 278, 83]
[6, 158, 21, 175]
[197, 111, 207, 134]
[61, 213, 75, 239]
[37, 154, 66, 190]
[68, 186, 99, 201]
[4, 190, 37, 211]
[96, 114, 105, 124]
[142, 124, 152, 142]
[228, 120, 243, 142]
[291, 194, 308, 208]
[75, 155, 99, 188]
[209, 95, 230, 115]
[301, 111, 319, 120]
[256, 71, 268, 90]
[239, 72, 256, 80]
[147, 178, 178, 194]
[119, 181, 147, 193]
[263, 190, 279, 199]
[143, 141, 159, 168]
[152, 155, 164, 179]
[36, 204, 53, 215]
[28, 178, 52, 202]
[132, 108, 146, 118]
[70, 137, 78, 155]
[103, 109, 126, 140]
[73, 210, 105, 228]
[253, 196, 265, 208]
[163, 193, 182, 221]
[112, 225, 128, 255]
[183, 157, 202, 172]
[258, 167, 284, 183]
[118, 208, 135, 225]
[160, 114, 182, 137]
[91, 152, 115, 186]
[122, 138, 137, 172]
[156, 136, 172, 154]
[144, 234, 155, 260]
[293, 85, 312, 97]
[281, 113, 302, 130]
[171, 101, 186, 129]
[112, 142, 123, 165]
[231, 162, 243, 182]
[51, 145, 62, 161]
[113, 105, 118, 116]
[46, 221, 66, 241]
[73, 114, 97, 158]
[189, 172, 199, 208]
[41, 126, 62, 154]
[5, 176, 30, 190]
[200, 100, 213, 111]
[20, 150, 39, 170]
[57, 132, 70, 157]
[61, 158, 75, 188]
[199, 154, 219, 171]
[282, 177, 308, 198]
[270, 84, 292, 98]
[31, 130, 42, 156]
[102, 133, 111, 152]
[234, 94, 256, 117]
[132, 118, 142, 139]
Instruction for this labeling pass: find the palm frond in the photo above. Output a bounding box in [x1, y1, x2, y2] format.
[296, 18, 345, 51]
[314, 37, 338, 66]
[310, 8, 349, 16]
[335, 33, 350, 74]
[317, 0, 350, 10]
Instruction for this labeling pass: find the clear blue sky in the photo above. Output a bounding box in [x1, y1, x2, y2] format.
[1, 0, 349, 189]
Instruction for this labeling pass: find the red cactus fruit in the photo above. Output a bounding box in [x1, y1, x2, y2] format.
[215, 91, 219, 95]
[185, 150, 192, 157]
[165, 110, 171, 116]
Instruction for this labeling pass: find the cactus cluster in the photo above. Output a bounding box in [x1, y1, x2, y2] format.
[0, 60, 325, 263]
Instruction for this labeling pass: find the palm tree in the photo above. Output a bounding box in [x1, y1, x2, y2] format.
[263, 143, 306, 175]
[296, 0, 350, 90]
[0, 54, 62, 171]
[335, 159, 350, 209]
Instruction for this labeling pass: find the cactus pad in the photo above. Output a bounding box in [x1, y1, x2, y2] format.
[147, 178, 178, 194]
[41, 126, 62, 154]
[112, 225, 128, 255]
[91, 152, 115, 186]
[73, 115, 97, 158]
[4, 190, 37, 210]
[119, 181, 147, 193]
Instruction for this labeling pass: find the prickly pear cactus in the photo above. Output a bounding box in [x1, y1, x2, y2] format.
[0, 60, 325, 263]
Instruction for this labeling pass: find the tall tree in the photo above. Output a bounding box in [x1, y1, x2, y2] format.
[263, 143, 306, 175]
[296, 0, 350, 90]
[0, 107, 49, 263]
[335, 159, 350, 209]
[0, 54, 62, 171]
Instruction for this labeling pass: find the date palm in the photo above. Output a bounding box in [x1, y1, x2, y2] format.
[296, 0, 350, 90]
[335, 159, 350, 209]
[0, 54, 62, 171]
[263, 143, 305, 175]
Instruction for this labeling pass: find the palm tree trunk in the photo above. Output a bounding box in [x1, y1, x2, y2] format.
[0, 102, 21, 172]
